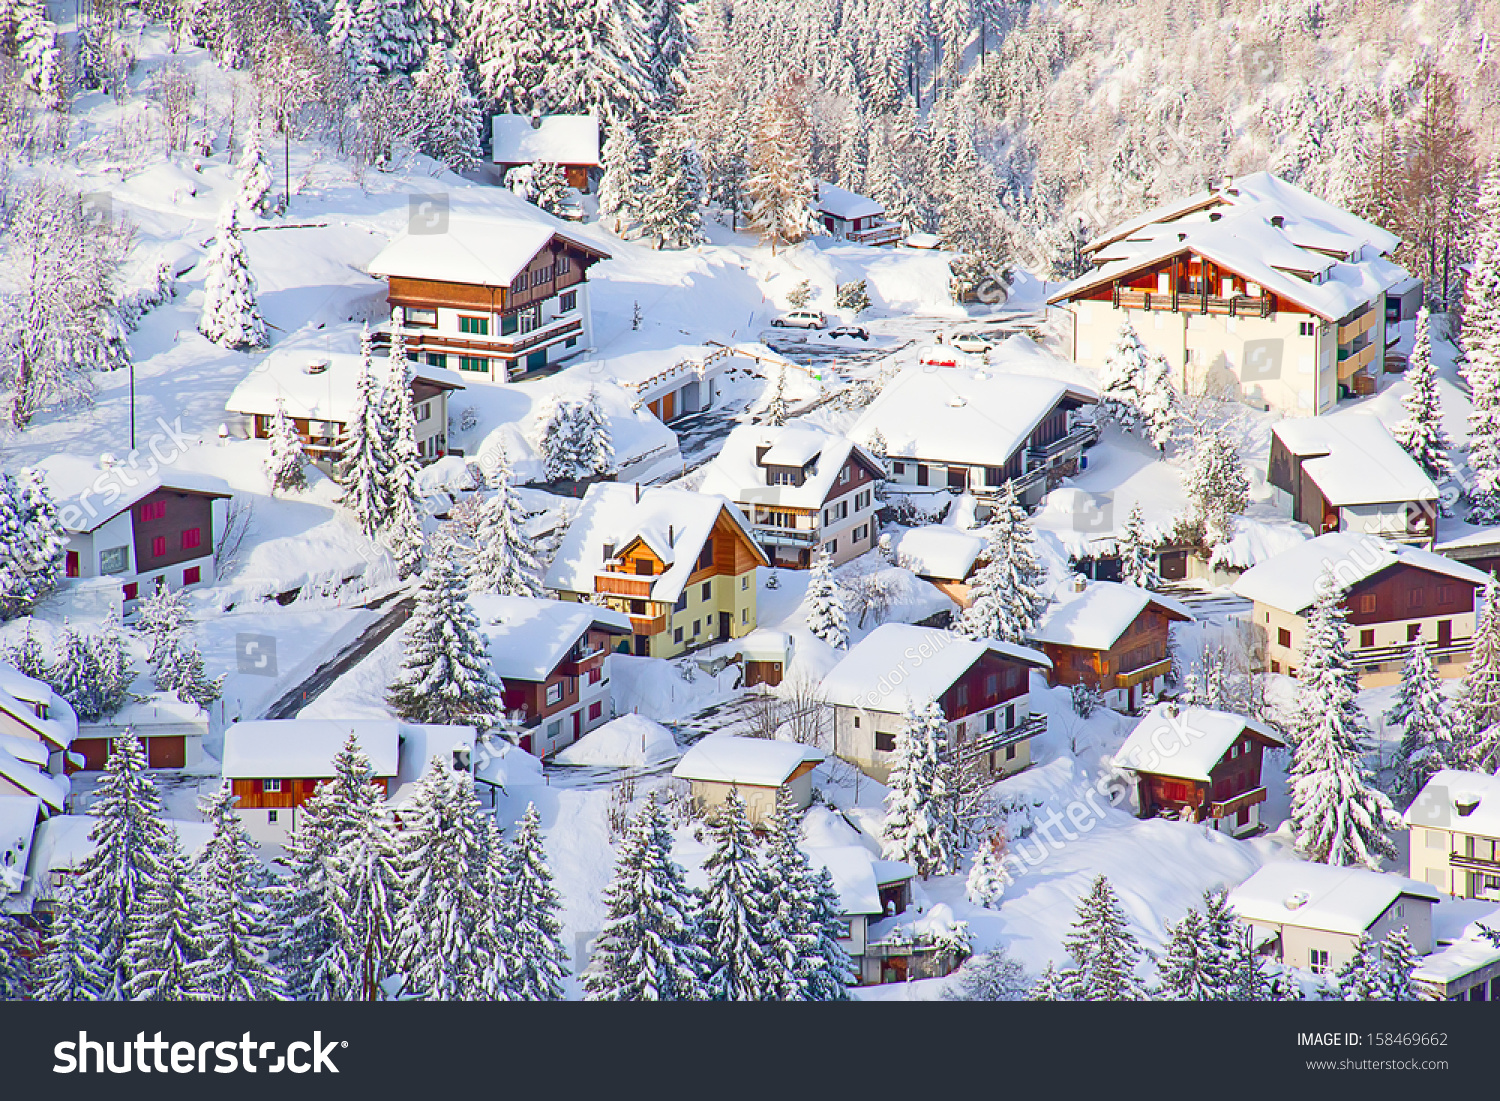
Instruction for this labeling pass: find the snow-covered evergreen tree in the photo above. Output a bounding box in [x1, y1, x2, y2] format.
[1288, 583, 1400, 868]
[500, 802, 569, 1000]
[1097, 322, 1178, 449]
[33, 880, 105, 1001]
[1454, 573, 1500, 772]
[335, 329, 390, 540]
[1392, 307, 1453, 484]
[388, 538, 504, 727]
[538, 398, 582, 482]
[1380, 927, 1423, 1001]
[1183, 426, 1248, 549]
[0, 468, 66, 620]
[0, 913, 34, 999]
[965, 836, 1007, 908]
[762, 367, 789, 427]
[235, 129, 274, 220]
[598, 119, 647, 236]
[747, 87, 815, 249]
[699, 789, 779, 1000]
[530, 162, 571, 218]
[1117, 503, 1161, 588]
[804, 548, 849, 650]
[806, 864, 855, 999]
[1386, 639, 1452, 806]
[409, 44, 482, 171]
[325, 795, 404, 1000]
[265, 399, 308, 495]
[761, 789, 842, 1000]
[468, 449, 545, 597]
[584, 796, 709, 1001]
[355, 0, 420, 76]
[135, 583, 190, 667]
[1463, 170, 1500, 524]
[1335, 934, 1385, 1000]
[1061, 874, 1147, 1001]
[571, 386, 616, 477]
[188, 786, 285, 1000]
[882, 699, 960, 878]
[124, 830, 202, 1001]
[1030, 961, 1070, 1000]
[198, 205, 267, 350]
[153, 635, 224, 714]
[1158, 905, 1216, 1000]
[955, 483, 1049, 644]
[640, 140, 703, 250]
[268, 780, 341, 1001]
[88, 609, 135, 719]
[380, 328, 426, 579]
[74, 735, 173, 999]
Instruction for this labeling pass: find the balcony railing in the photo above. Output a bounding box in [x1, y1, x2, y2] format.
[1338, 309, 1377, 344]
[1026, 421, 1101, 467]
[1208, 787, 1267, 819]
[373, 317, 583, 359]
[1337, 341, 1378, 381]
[848, 221, 903, 246]
[594, 573, 654, 599]
[1449, 851, 1500, 873]
[1113, 286, 1272, 317]
[1353, 637, 1473, 670]
[629, 613, 668, 635]
[753, 524, 819, 547]
[1114, 657, 1173, 690]
[951, 713, 1046, 762]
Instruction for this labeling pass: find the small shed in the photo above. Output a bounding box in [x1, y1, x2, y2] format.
[672, 734, 825, 824]
[738, 629, 793, 687]
[491, 112, 601, 191]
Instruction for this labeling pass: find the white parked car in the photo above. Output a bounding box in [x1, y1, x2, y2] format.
[951, 332, 993, 354]
[772, 309, 827, 329]
[557, 187, 586, 222]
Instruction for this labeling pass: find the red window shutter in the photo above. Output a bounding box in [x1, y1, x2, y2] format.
[151, 536, 166, 557]
[123, 582, 139, 601]
[65, 551, 79, 578]
[181, 527, 201, 550]
[183, 566, 201, 585]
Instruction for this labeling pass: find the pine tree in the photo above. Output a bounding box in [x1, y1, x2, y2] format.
[882, 699, 960, 878]
[1454, 573, 1500, 772]
[33, 880, 105, 1001]
[153, 635, 224, 714]
[396, 762, 496, 1000]
[335, 329, 390, 540]
[468, 449, 545, 597]
[1117, 503, 1161, 588]
[804, 548, 849, 650]
[699, 790, 779, 1000]
[944, 946, 1029, 1001]
[474, 815, 517, 999]
[188, 787, 284, 1001]
[74, 735, 173, 999]
[198, 205, 267, 350]
[388, 538, 505, 727]
[266, 399, 308, 494]
[1183, 427, 1248, 549]
[584, 796, 710, 1001]
[325, 795, 404, 1000]
[51, 621, 101, 723]
[572, 386, 616, 477]
[500, 802, 569, 1000]
[235, 129, 274, 219]
[1335, 934, 1385, 1000]
[379, 328, 426, 579]
[763, 367, 789, 427]
[1392, 307, 1453, 484]
[1380, 927, 1423, 1001]
[538, 399, 583, 482]
[1202, 889, 1250, 1000]
[640, 140, 703, 250]
[806, 865, 855, 999]
[965, 836, 1007, 908]
[135, 583, 191, 666]
[1097, 322, 1177, 447]
[355, 0, 420, 77]
[530, 162, 571, 218]
[1061, 875, 1147, 1001]
[1030, 961, 1070, 1000]
[955, 483, 1049, 644]
[0, 468, 66, 620]
[1463, 170, 1500, 524]
[268, 779, 343, 1001]
[125, 830, 202, 1001]
[761, 790, 819, 1000]
[1288, 583, 1400, 868]
[0, 913, 34, 999]
[598, 119, 647, 236]
[89, 609, 135, 719]
[1386, 639, 1453, 806]
[746, 87, 815, 249]
[409, 44, 482, 171]
[1158, 905, 1216, 1000]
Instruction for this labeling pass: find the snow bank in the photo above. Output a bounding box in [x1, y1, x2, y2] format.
[554, 714, 677, 768]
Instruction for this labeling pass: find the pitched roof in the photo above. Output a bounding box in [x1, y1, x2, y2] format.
[220, 720, 402, 779]
[227, 337, 463, 423]
[367, 213, 610, 289]
[1227, 861, 1439, 936]
[891, 525, 986, 582]
[820, 624, 1051, 714]
[0, 745, 66, 811]
[814, 180, 885, 221]
[0, 795, 40, 900]
[47, 467, 232, 535]
[1031, 581, 1193, 651]
[1273, 415, 1439, 507]
[1114, 703, 1283, 782]
[1231, 531, 1489, 614]
[471, 594, 631, 683]
[806, 845, 913, 916]
[697, 424, 880, 512]
[491, 113, 601, 166]
[671, 734, 824, 787]
[543, 483, 767, 603]
[849, 367, 1097, 471]
[1402, 769, 1500, 839]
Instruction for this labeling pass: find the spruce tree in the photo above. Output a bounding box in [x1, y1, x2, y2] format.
[1454, 573, 1500, 772]
[804, 548, 849, 650]
[572, 386, 616, 477]
[409, 44, 482, 171]
[501, 802, 569, 1000]
[761, 789, 820, 1001]
[882, 699, 960, 878]
[475, 815, 517, 1000]
[1183, 427, 1248, 548]
[89, 609, 135, 719]
[1392, 307, 1453, 484]
[468, 448, 545, 597]
[33, 880, 105, 1001]
[806, 865, 855, 999]
[1335, 934, 1385, 1000]
[198, 205, 267, 350]
[388, 538, 505, 727]
[955, 483, 1049, 644]
[763, 367, 789, 427]
[266, 398, 308, 494]
[1061, 875, 1147, 1001]
[74, 735, 173, 999]
[965, 837, 1007, 908]
[325, 796, 404, 1000]
[1385, 639, 1453, 806]
[1030, 961, 1070, 1000]
[538, 399, 582, 482]
[1380, 927, 1423, 1001]
[1288, 583, 1400, 868]
[584, 797, 709, 1001]
[335, 328, 390, 540]
[530, 162, 570, 217]
[268, 779, 343, 1001]
[135, 583, 191, 667]
[0, 468, 66, 620]
[235, 129, 274, 219]
[641, 140, 702, 250]
[52, 621, 102, 723]
[189, 786, 285, 1001]
[699, 790, 779, 1000]
[746, 89, 815, 249]
[124, 829, 202, 1001]
[0, 914, 35, 999]
[1097, 322, 1177, 448]
[1463, 170, 1500, 523]
[1158, 905, 1216, 1000]
[598, 119, 647, 236]
[380, 329, 426, 579]
[1117, 503, 1161, 588]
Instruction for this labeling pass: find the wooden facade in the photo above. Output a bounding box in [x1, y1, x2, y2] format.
[1135, 728, 1277, 833]
[500, 625, 618, 730]
[131, 488, 221, 575]
[1038, 603, 1190, 707]
[1070, 249, 1301, 318]
[68, 734, 186, 772]
[935, 652, 1030, 730]
[1268, 434, 1436, 543]
[231, 775, 390, 810]
[1343, 563, 1479, 628]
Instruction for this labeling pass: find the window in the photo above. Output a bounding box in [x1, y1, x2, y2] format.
[674, 593, 687, 612]
[139, 500, 165, 522]
[741, 607, 748, 623]
[698, 545, 713, 570]
[458, 356, 490, 373]
[1299, 321, 1316, 336]
[875, 730, 897, 752]
[635, 559, 653, 576]
[629, 599, 645, 615]
[262, 779, 282, 793]
[1360, 629, 1375, 648]
[741, 576, 749, 591]
[501, 313, 520, 336]
[1358, 594, 1376, 613]
[122, 582, 139, 601]
[268, 810, 279, 823]
[702, 582, 712, 601]
[404, 307, 437, 328]
[955, 684, 968, 708]
[1408, 624, 1422, 642]
[425, 352, 448, 369]
[587, 666, 602, 685]
[459, 315, 490, 335]
[519, 306, 542, 333]
[589, 701, 603, 720]
[893, 462, 905, 474]
[770, 470, 796, 485]
[1439, 585, 1454, 604]
[1309, 948, 1330, 975]
[181, 527, 201, 550]
[1005, 745, 1017, 761]
[1277, 627, 1292, 648]
[183, 566, 200, 585]
[548, 720, 562, 740]
[99, 546, 128, 575]
[839, 465, 850, 484]
[853, 716, 860, 728]
[546, 682, 565, 706]
[560, 290, 577, 312]
[602, 543, 615, 561]
[558, 254, 571, 275]
[674, 627, 684, 643]
[825, 539, 837, 555]
[692, 620, 700, 635]
[1408, 589, 1426, 609]
[151, 536, 167, 558]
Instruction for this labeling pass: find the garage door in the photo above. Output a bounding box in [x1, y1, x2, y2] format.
[147, 736, 186, 769]
[68, 738, 111, 773]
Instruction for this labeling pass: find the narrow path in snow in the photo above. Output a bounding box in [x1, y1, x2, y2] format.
[258, 591, 414, 719]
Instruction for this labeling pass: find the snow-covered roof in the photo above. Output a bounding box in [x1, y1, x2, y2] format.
[1231, 532, 1489, 614]
[671, 734, 824, 787]
[0, 746, 65, 812]
[0, 733, 46, 769]
[1402, 770, 1500, 839]
[1227, 861, 1440, 937]
[554, 715, 677, 768]
[820, 624, 1051, 714]
[0, 665, 50, 708]
[891, 525, 986, 582]
[1031, 581, 1193, 651]
[227, 336, 464, 423]
[805, 845, 912, 916]
[9, 814, 212, 911]
[814, 180, 885, 221]
[220, 720, 401, 779]
[367, 213, 610, 289]
[737, 628, 792, 662]
[387, 724, 478, 807]
[849, 367, 1096, 470]
[1114, 703, 1283, 783]
[491, 113, 601, 166]
[41, 458, 232, 535]
[697, 424, 879, 512]
[0, 669, 76, 749]
[0, 795, 40, 898]
[1273, 416, 1439, 507]
[472, 594, 631, 683]
[1053, 172, 1407, 321]
[1413, 906, 1500, 986]
[544, 483, 767, 603]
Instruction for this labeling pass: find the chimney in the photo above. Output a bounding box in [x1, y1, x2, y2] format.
[668, 524, 675, 547]
[1071, 575, 1087, 593]
[1270, 215, 1285, 229]
[529, 110, 542, 130]
[1208, 212, 1222, 222]
[634, 482, 641, 503]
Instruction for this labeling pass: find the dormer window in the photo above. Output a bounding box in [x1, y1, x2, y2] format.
[602, 543, 615, 561]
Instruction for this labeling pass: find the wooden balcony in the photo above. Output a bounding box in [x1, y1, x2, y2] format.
[1114, 657, 1173, 690]
[1113, 286, 1272, 317]
[951, 713, 1046, 762]
[595, 573, 653, 598]
[1209, 786, 1267, 819]
[848, 221, 903, 247]
[1337, 308, 1377, 344]
[1336, 341, 1378, 381]
[1450, 851, 1500, 873]
[1353, 637, 1473, 670]
[373, 317, 583, 359]
[1026, 422, 1100, 466]
[629, 613, 667, 635]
